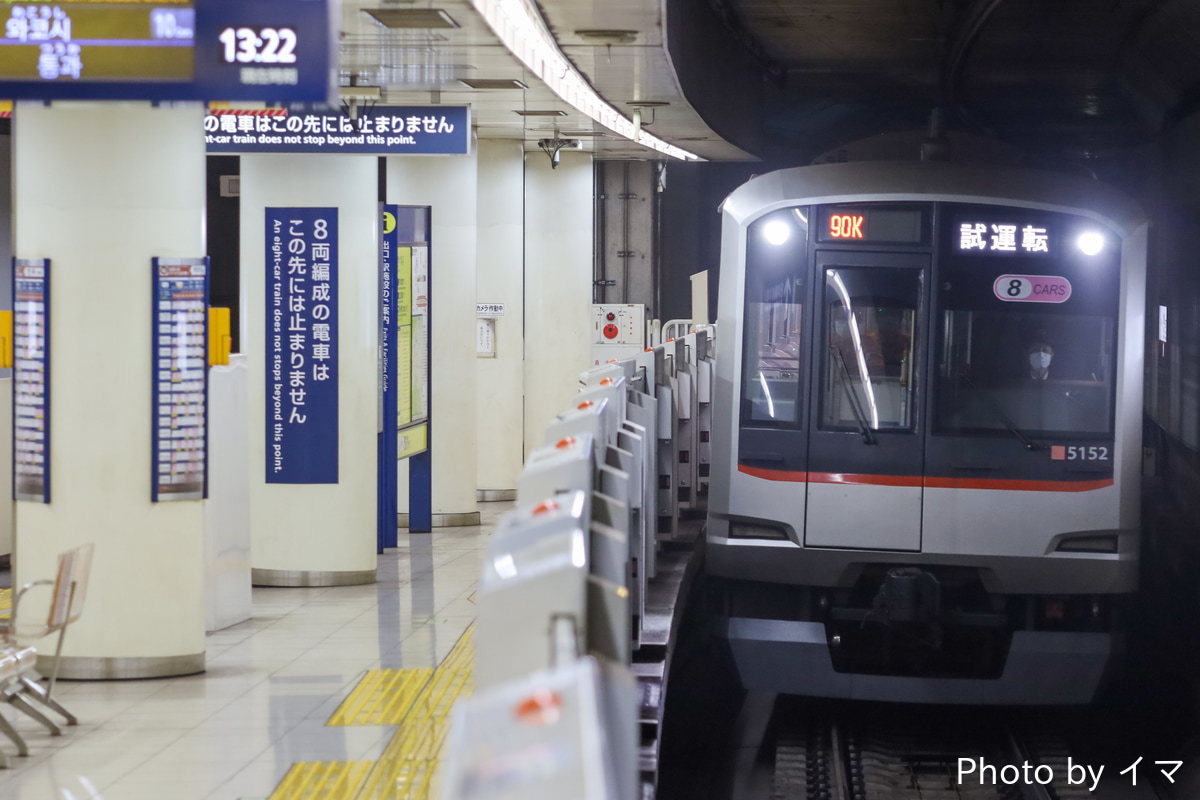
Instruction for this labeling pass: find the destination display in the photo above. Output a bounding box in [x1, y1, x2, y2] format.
[13, 258, 49, 504]
[955, 218, 1053, 256]
[151, 258, 208, 502]
[0, 0, 335, 102]
[818, 205, 926, 244]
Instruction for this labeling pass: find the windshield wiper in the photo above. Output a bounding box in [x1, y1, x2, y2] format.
[956, 373, 1040, 451]
[830, 346, 877, 445]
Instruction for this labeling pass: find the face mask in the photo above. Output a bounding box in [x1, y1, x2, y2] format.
[1029, 352, 1052, 370]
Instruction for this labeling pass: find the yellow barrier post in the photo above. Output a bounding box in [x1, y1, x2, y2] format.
[208, 307, 231, 366]
[0, 310, 12, 369]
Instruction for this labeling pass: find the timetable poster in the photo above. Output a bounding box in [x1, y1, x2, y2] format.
[266, 207, 338, 484]
[13, 259, 49, 503]
[151, 258, 209, 502]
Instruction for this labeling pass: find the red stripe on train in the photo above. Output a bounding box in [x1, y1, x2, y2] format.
[924, 476, 1113, 492]
[810, 472, 923, 487]
[738, 466, 1113, 492]
[737, 465, 807, 482]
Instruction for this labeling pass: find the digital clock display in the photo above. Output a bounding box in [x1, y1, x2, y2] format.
[818, 205, 926, 244]
[218, 26, 297, 65]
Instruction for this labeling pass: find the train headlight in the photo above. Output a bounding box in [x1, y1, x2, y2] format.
[762, 219, 791, 246]
[1076, 231, 1105, 256]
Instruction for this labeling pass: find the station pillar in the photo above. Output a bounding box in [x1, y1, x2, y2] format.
[475, 140, 525, 499]
[13, 102, 207, 678]
[388, 148, 479, 526]
[241, 155, 378, 586]
[524, 150, 595, 455]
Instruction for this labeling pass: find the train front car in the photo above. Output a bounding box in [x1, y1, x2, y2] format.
[707, 162, 1147, 705]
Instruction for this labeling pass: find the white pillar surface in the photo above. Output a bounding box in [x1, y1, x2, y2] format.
[241, 155, 378, 585]
[523, 151, 594, 455]
[388, 149, 479, 521]
[14, 103, 206, 676]
[475, 140, 525, 494]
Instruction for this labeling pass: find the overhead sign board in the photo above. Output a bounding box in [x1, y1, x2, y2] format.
[0, 0, 336, 102]
[205, 106, 472, 155]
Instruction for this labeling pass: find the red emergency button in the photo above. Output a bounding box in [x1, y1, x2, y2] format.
[603, 323, 619, 339]
[606, 312, 616, 321]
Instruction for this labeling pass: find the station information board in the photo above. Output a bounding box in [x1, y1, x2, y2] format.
[13, 258, 49, 504]
[0, 0, 336, 102]
[151, 258, 208, 502]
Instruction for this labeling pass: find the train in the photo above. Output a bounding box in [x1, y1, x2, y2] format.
[706, 161, 1147, 704]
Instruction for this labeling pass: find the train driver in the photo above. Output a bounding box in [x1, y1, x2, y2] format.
[1027, 339, 1054, 380]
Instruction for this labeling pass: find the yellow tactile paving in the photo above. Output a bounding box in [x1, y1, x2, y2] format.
[269, 625, 474, 800]
[271, 761, 374, 799]
[355, 628, 473, 800]
[0, 587, 11, 620]
[327, 668, 433, 727]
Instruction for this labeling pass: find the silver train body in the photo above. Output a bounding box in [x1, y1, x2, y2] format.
[707, 162, 1146, 704]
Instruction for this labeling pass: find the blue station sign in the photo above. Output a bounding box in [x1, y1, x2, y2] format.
[205, 106, 472, 155]
[266, 207, 339, 484]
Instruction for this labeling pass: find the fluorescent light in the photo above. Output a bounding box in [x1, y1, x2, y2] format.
[763, 219, 790, 245]
[514, 109, 566, 116]
[467, 0, 702, 161]
[1077, 231, 1104, 256]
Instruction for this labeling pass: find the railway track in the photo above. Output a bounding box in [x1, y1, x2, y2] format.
[769, 707, 1166, 800]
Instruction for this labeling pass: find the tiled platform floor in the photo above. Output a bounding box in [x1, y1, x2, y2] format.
[0, 504, 502, 800]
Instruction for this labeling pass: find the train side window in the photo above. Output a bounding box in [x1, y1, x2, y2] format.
[819, 268, 920, 431]
[741, 208, 808, 426]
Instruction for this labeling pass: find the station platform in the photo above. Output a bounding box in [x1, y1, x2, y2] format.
[0, 507, 502, 800]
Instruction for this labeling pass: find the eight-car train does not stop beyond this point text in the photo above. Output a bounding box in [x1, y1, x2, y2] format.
[707, 161, 1146, 704]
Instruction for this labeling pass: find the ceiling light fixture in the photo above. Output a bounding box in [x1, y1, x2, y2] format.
[515, 109, 567, 116]
[363, 8, 460, 29]
[574, 29, 638, 44]
[465, 0, 700, 161]
[459, 78, 529, 90]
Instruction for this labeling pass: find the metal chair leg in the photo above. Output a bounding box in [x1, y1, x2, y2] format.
[0, 709, 28, 756]
[19, 676, 77, 725]
[8, 694, 61, 736]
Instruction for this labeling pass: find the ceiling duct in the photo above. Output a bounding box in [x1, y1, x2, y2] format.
[363, 8, 460, 29]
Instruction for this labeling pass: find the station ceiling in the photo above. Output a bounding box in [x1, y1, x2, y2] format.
[338, 0, 1200, 180]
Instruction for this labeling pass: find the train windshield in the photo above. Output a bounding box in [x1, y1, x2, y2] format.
[741, 208, 809, 425]
[936, 310, 1116, 436]
[821, 268, 920, 431]
[934, 204, 1121, 438]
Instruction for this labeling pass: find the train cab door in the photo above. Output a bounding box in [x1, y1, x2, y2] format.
[804, 251, 929, 551]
